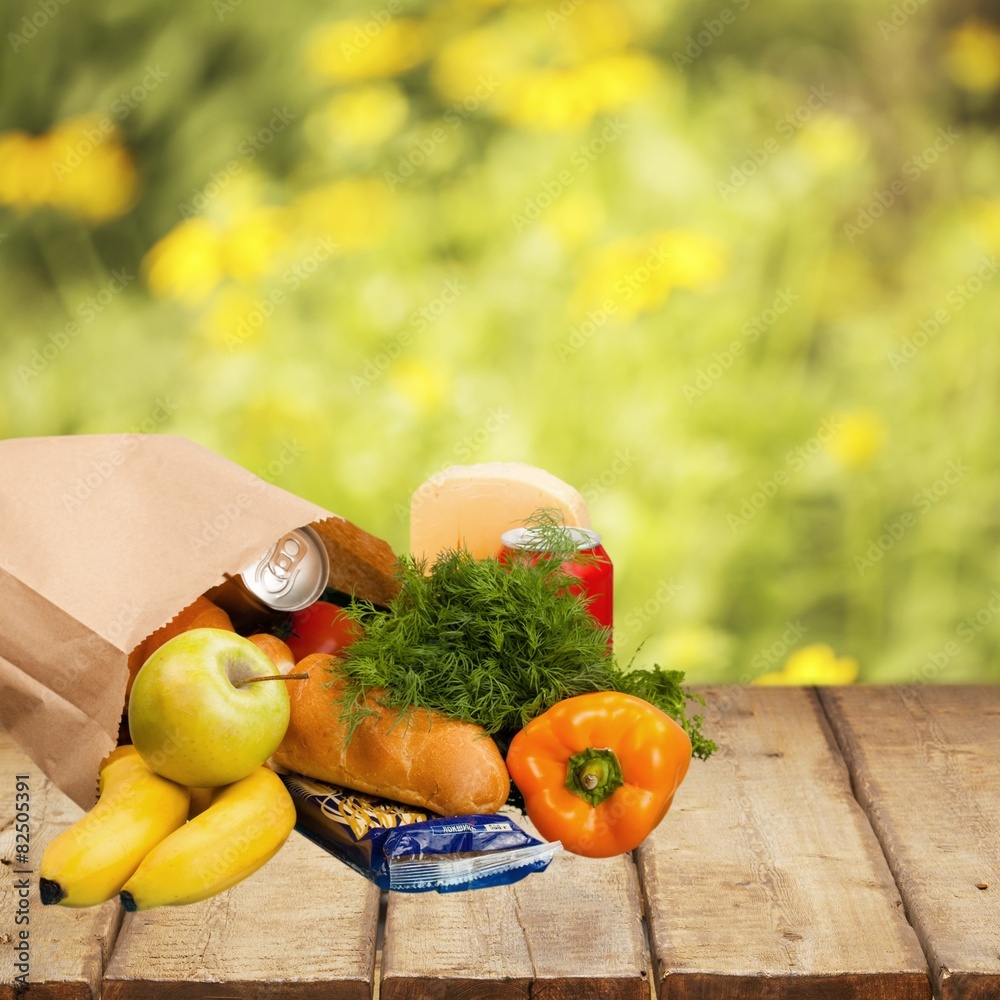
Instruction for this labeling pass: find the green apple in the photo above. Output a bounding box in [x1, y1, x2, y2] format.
[128, 628, 290, 787]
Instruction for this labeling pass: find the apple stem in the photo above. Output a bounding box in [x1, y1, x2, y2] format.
[235, 672, 309, 688]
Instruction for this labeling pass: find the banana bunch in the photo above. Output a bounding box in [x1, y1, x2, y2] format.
[121, 767, 295, 911]
[40, 747, 189, 907]
[40, 747, 295, 910]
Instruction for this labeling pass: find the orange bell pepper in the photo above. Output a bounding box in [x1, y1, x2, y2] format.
[506, 691, 692, 858]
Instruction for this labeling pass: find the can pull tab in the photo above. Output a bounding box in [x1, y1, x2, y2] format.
[270, 533, 305, 575]
[257, 533, 304, 596]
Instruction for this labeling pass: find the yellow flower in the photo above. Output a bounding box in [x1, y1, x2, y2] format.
[571, 238, 661, 322]
[221, 207, 290, 284]
[796, 113, 869, 172]
[43, 116, 137, 221]
[433, 8, 653, 131]
[497, 53, 658, 131]
[0, 117, 136, 222]
[825, 409, 887, 469]
[0, 131, 54, 208]
[146, 180, 387, 307]
[389, 358, 452, 412]
[144, 219, 225, 304]
[944, 19, 1000, 92]
[571, 230, 727, 322]
[755, 644, 859, 686]
[432, 25, 525, 105]
[498, 68, 595, 131]
[320, 83, 409, 148]
[305, 18, 429, 82]
[54, 144, 136, 222]
[199, 288, 270, 351]
[292, 178, 391, 250]
[575, 54, 659, 113]
[970, 197, 1000, 249]
[553, 0, 633, 61]
[656, 229, 729, 289]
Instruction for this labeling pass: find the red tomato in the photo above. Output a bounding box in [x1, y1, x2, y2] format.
[285, 602, 361, 661]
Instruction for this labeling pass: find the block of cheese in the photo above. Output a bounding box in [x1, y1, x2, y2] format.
[410, 462, 592, 562]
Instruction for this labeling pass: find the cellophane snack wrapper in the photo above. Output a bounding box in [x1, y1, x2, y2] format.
[281, 773, 560, 892]
[0, 434, 399, 809]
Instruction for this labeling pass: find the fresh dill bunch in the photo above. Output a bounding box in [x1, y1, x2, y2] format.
[337, 549, 716, 760]
[337, 550, 613, 737]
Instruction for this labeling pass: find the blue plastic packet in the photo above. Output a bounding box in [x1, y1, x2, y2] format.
[280, 773, 560, 892]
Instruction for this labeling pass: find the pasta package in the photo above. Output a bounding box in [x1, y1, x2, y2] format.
[281, 773, 559, 892]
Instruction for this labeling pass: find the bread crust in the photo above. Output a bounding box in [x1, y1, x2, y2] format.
[272, 654, 510, 815]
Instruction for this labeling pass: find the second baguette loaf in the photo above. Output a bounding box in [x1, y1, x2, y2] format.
[272, 654, 510, 816]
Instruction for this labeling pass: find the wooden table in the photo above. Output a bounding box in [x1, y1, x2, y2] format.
[1, 686, 998, 1000]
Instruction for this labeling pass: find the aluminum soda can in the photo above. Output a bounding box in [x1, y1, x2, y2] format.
[498, 526, 613, 639]
[206, 525, 330, 633]
[240, 525, 330, 612]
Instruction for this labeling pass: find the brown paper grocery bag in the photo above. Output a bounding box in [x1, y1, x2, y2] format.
[0, 434, 399, 809]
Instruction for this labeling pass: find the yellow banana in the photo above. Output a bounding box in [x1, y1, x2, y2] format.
[40, 746, 190, 907]
[120, 766, 296, 911]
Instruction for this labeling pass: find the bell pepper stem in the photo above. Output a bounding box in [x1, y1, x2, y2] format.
[565, 747, 624, 807]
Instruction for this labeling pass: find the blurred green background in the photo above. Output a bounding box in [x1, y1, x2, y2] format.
[2, 0, 999, 684]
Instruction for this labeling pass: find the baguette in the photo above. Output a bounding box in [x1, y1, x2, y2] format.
[248, 633, 295, 674]
[272, 654, 510, 815]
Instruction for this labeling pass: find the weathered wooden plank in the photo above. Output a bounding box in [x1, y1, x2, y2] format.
[637, 686, 931, 1000]
[0, 730, 122, 1000]
[821, 686, 1000, 1000]
[379, 810, 648, 1000]
[101, 830, 380, 1000]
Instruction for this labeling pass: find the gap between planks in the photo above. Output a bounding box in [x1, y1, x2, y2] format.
[815, 687, 925, 951]
[818, 686, 1000, 1000]
[635, 685, 932, 1000]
